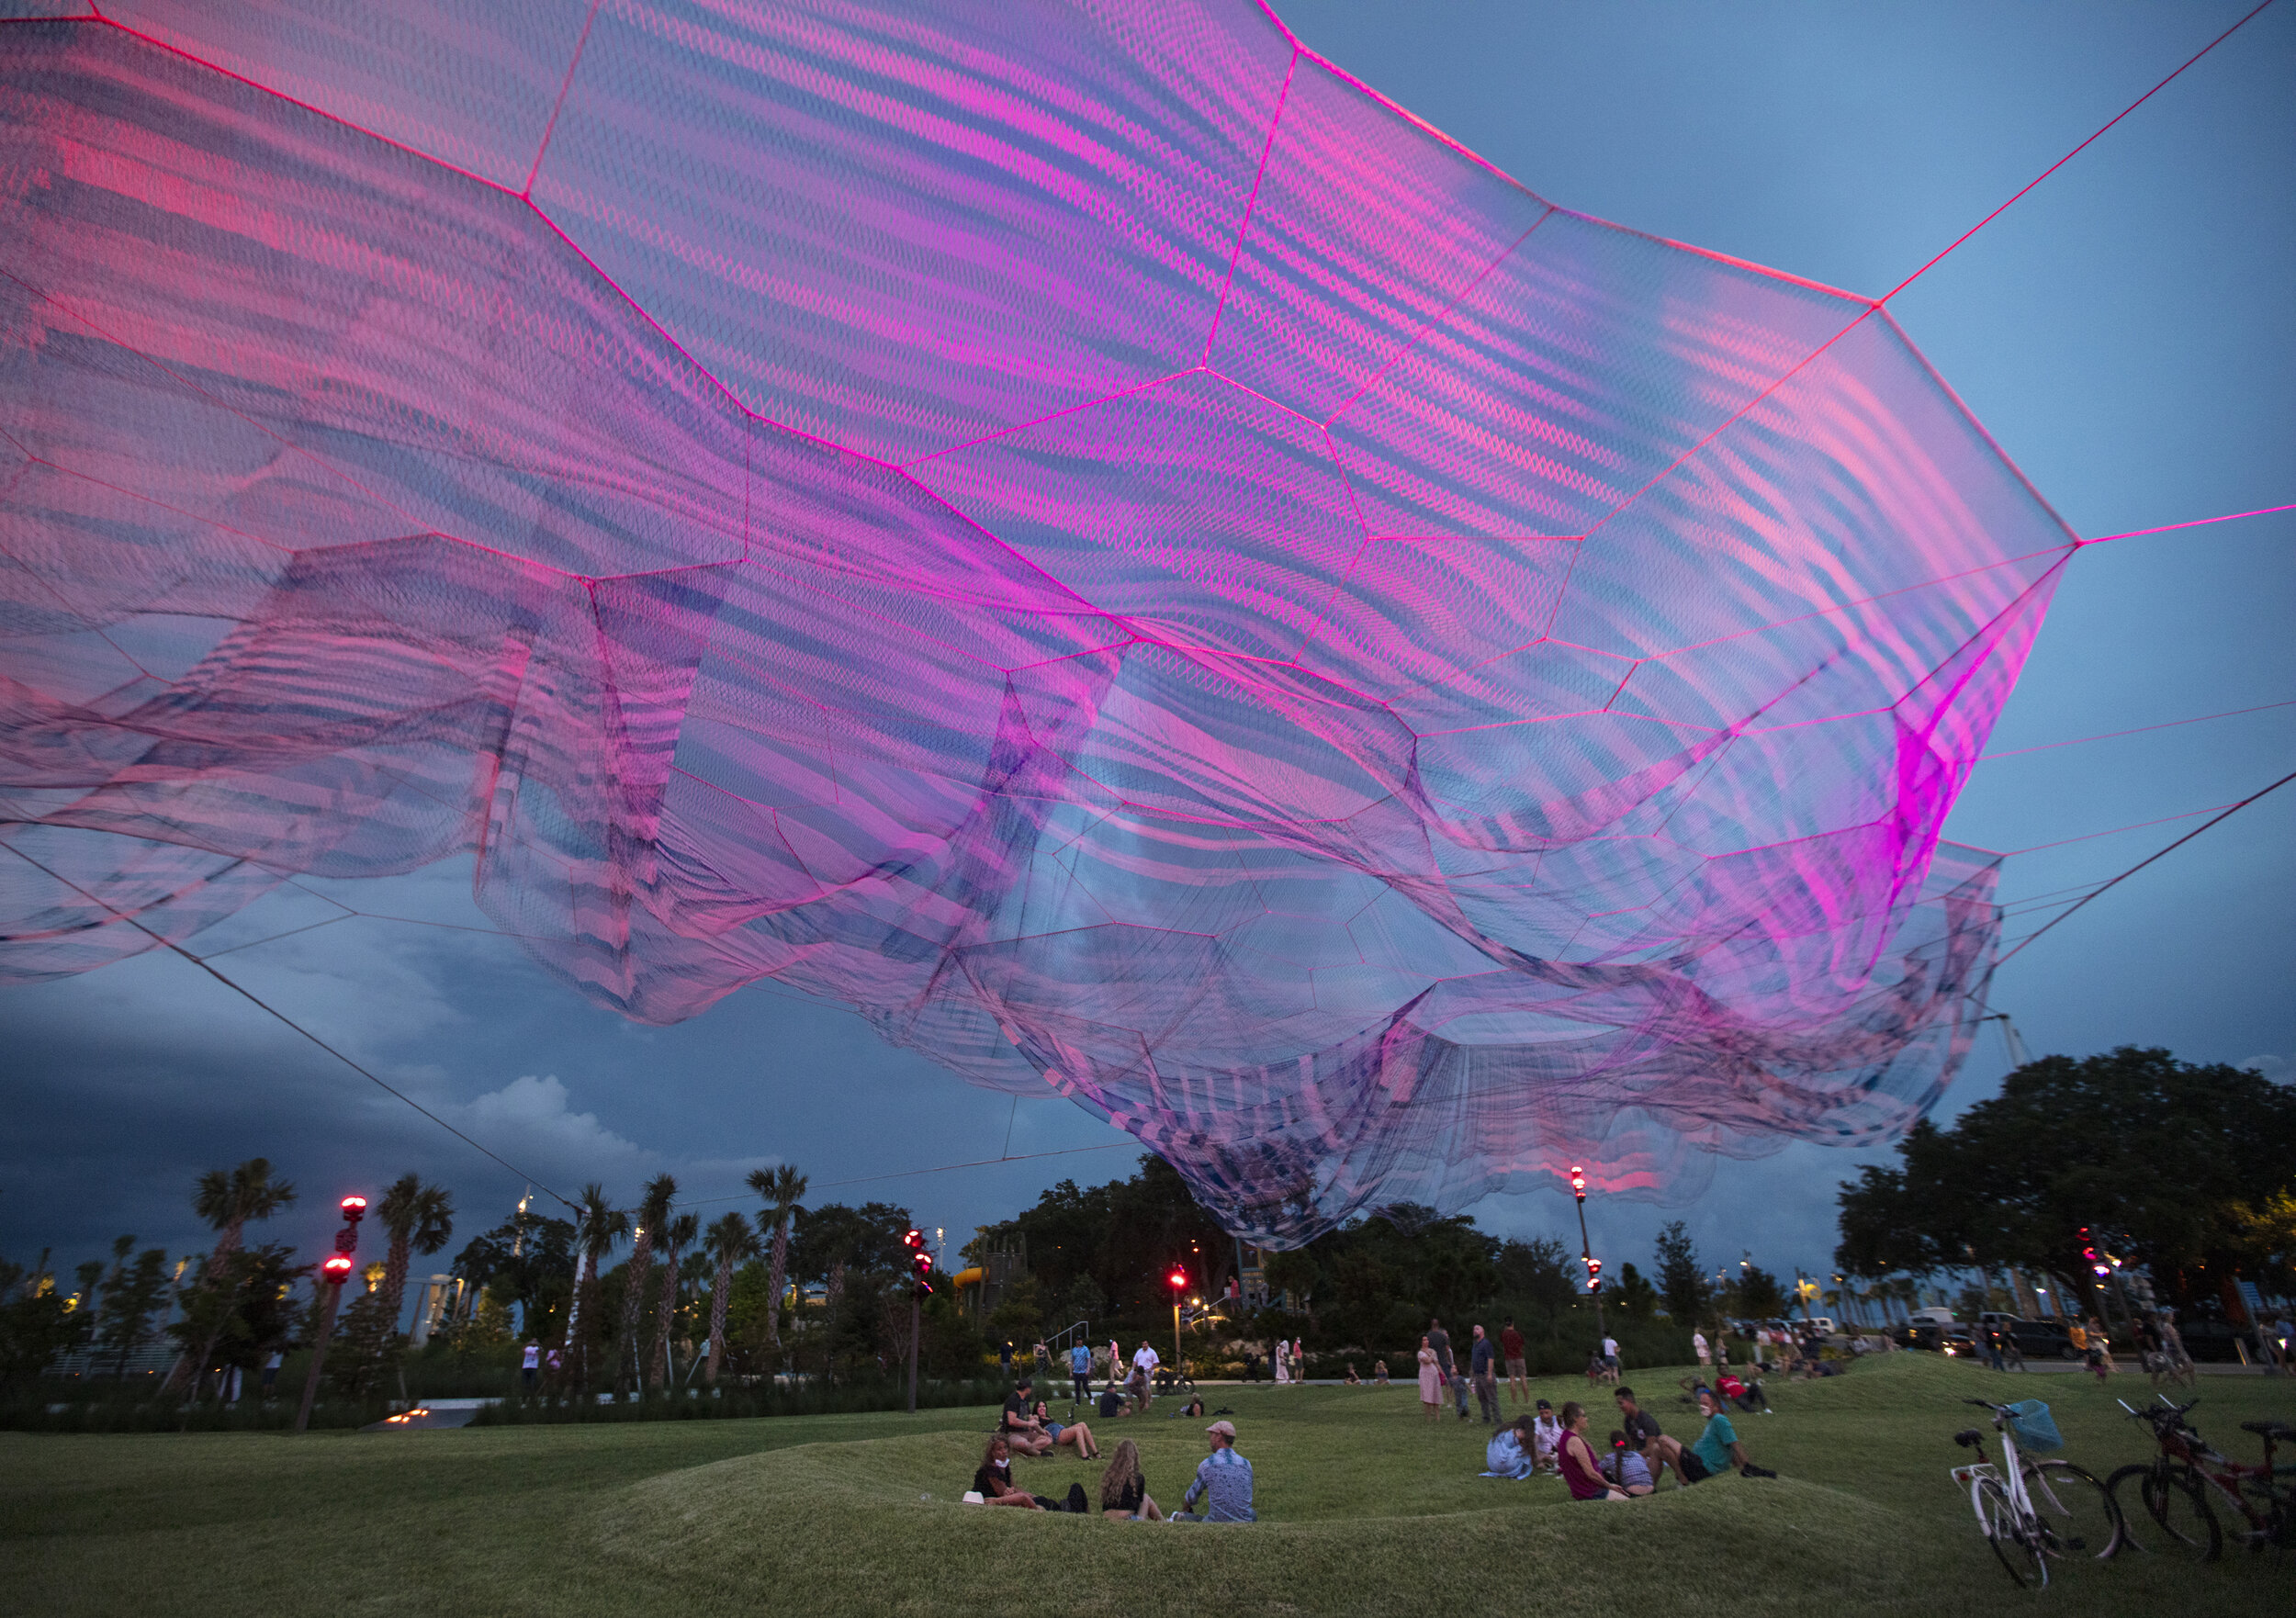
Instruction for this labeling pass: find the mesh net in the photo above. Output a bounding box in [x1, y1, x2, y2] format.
[0, 8, 2070, 1242]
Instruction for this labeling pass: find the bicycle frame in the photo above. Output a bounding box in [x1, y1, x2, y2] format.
[2121, 1397, 2290, 1546]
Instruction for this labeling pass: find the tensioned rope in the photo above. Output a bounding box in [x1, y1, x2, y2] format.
[1992, 767, 2296, 967]
[0, 839, 580, 1213]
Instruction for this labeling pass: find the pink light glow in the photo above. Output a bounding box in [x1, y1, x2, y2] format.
[0, 6, 2068, 1243]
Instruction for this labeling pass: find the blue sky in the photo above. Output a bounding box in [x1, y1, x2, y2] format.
[2, 0, 2289, 1300]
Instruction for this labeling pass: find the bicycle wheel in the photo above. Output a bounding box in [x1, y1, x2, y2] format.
[1975, 1477, 2045, 1588]
[2023, 1459, 2122, 1563]
[2106, 1464, 2155, 1552]
[2141, 1467, 2221, 1562]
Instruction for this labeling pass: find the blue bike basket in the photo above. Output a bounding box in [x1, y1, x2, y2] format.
[2007, 1400, 2061, 1453]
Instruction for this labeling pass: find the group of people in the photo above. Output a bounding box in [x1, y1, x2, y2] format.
[1483, 1384, 1774, 1499]
[1412, 1316, 1551, 1424]
[971, 1417, 1256, 1522]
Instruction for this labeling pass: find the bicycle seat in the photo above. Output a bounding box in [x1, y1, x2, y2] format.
[2239, 1420, 2296, 1439]
[1953, 1428, 1984, 1449]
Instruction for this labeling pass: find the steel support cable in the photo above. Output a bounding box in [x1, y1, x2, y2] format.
[1993, 767, 2296, 966]
[0, 839, 580, 1212]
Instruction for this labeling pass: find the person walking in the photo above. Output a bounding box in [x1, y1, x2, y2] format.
[1469, 1324, 1501, 1423]
[1069, 1338, 1094, 1407]
[1131, 1337, 1161, 1412]
[1292, 1337, 1306, 1383]
[1416, 1334, 1442, 1423]
[1428, 1317, 1468, 1421]
[1600, 1331, 1620, 1382]
[1693, 1327, 1711, 1369]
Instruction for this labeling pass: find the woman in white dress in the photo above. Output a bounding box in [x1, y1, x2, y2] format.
[1273, 1338, 1289, 1384]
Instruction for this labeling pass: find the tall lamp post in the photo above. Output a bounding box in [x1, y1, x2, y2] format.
[295, 1194, 366, 1433]
[901, 1228, 934, 1414]
[1166, 1266, 1189, 1382]
[1569, 1166, 1607, 1340]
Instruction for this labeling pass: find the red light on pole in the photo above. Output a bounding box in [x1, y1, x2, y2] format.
[298, 1191, 366, 1433]
[1570, 1166, 1587, 1201]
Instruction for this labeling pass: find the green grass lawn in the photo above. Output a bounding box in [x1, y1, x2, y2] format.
[3, 1354, 2289, 1615]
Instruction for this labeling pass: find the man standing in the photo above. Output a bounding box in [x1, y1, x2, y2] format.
[1131, 1337, 1161, 1412]
[1175, 1419, 1255, 1522]
[521, 1339, 541, 1392]
[1069, 1338, 1094, 1406]
[1469, 1324, 1500, 1423]
[1692, 1327, 1711, 1369]
[1500, 1316, 1528, 1406]
[1600, 1331, 1621, 1381]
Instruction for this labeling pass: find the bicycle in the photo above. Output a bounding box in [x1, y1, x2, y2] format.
[2106, 1396, 2296, 1559]
[1950, 1397, 2124, 1586]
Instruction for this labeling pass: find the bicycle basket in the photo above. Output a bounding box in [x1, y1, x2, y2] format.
[2006, 1400, 2062, 1453]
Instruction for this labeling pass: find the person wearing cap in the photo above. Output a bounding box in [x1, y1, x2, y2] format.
[1173, 1419, 1255, 1522]
[1528, 1398, 1564, 1474]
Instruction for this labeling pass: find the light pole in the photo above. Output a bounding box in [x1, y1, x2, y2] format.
[295, 1195, 366, 1433]
[1569, 1166, 1607, 1341]
[1167, 1266, 1188, 1382]
[902, 1228, 933, 1414]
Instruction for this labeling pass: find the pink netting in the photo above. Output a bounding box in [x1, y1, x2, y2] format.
[0, 7, 2069, 1242]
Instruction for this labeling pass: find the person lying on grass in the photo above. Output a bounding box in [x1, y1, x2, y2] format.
[1715, 1369, 1770, 1414]
[1030, 1397, 1101, 1459]
[1098, 1438, 1163, 1520]
[974, 1436, 1048, 1510]
[1680, 1386, 1777, 1482]
[1172, 1419, 1255, 1522]
[1555, 1401, 1629, 1500]
[1600, 1432, 1656, 1495]
[1001, 1379, 1053, 1455]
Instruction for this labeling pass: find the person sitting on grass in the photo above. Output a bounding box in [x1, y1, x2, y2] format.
[1001, 1379, 1053, 1455]
[1601, 1431, 1657, 1495]
[1098, 1437, 1163, 1520]
[1528, 1398, 1564, 1474]
[974, 1436, 1048, 1510]
[1174, 1393, 1207, 1420]
[1615, 1386, 1690, 1487]
[1483, 1414, 1536, 1479]
[1345, 1363, 1361, 1385]
[1374, 1358, 1390, 1385]
[1097, 1380, 1129, 1420]
[1031, 1397, 1101, 1458]
[1173, 1419, 1255, 1522]
[1555, 1401, 1628, 1500]
[1681, 1386, 1777, 1482]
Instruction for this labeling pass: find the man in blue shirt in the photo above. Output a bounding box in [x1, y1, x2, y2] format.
[1469, 1324, 1500, 1423]
[1175, 1420, 1255, 1522]
[1068, 1340, 1093, 1406]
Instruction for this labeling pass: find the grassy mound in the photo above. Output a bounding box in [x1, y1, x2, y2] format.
[6, 1352, 2291, 1616]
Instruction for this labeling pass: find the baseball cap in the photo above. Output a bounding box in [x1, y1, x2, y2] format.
[1205, 1419, 1236, 1437]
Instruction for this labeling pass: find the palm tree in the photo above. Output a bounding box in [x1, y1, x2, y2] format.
[747, 1164, 806, 1363]
[374, 1174, 455, 1337]
[701, 1211, 758, 1386]
[566, 1184, 626, 1387]
[168, 1158, 296, 1394]
[649, 1211, 698, 1388]
[618, 1174, 678, 1395]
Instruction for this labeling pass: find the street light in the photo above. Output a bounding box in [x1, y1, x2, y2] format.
[1568, 1165, 1607, 1342]
[296, 1195, 366, 1433]
[1167, 1265, 1189, 1380]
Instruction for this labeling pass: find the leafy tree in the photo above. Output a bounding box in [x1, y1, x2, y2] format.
[95, 1237, 172, 1377]
[171, 1243, 306, 1394]
[1653, 1220, 1708, 1324]
[0, 1256, 92, 1394]
[1734, 1264, 1787, 1320]
[373, 1174, 456, 1338]
[566, 1185, 627, 1388]
[1495, 1236, 1577, 1314]
[170, 1158, 296, 1394]
[451, 1210, 575, 1346]
[617, 1174, 678, 1392]
[701, 1211, 758, 1385]
[1612, 1261, 1659, 1320]
[747, 1164, 807, 1364]
[1835, 1047, 2296, 1315]
[648, 1211, 698, 1387]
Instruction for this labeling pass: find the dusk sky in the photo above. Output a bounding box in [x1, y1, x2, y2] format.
[3, 0, 2289, 1306]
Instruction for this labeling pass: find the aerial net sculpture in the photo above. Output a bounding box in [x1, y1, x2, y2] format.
[0, 5, 2070, 1243]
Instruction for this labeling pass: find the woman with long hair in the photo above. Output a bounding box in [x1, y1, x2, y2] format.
[1098, 1437, 1161, 1520]
[1417, 1334, 1442, 1423]
[973, 1435, 1045, 1510]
